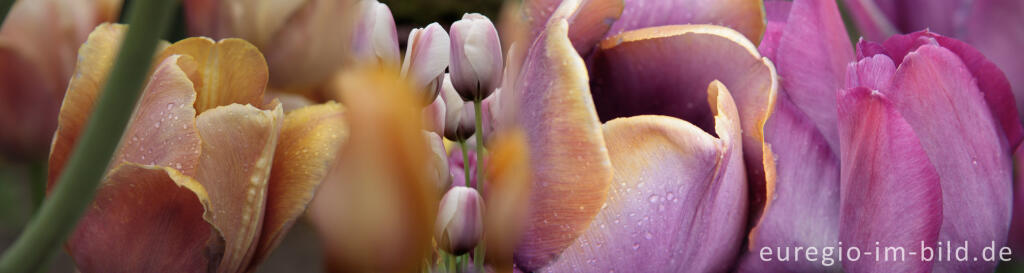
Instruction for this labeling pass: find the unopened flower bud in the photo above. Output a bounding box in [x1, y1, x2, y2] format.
[441, 75, 477, 141]
[351, 0, 400, 68]
[424, 131, 453, 196]
[402, 22, 450, 106]
[449, 13, 503, 101]
[435, 186, 484, 255]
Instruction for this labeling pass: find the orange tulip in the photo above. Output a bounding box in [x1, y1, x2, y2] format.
[47, 24, 347, 273]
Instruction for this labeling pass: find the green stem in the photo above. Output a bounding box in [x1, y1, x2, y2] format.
[460, 141, 471, 187]
[0, 1, 178, 272]
[0, 0, 15, 27]
[473, 97, 483, 192]
[28, 161, 45, 212]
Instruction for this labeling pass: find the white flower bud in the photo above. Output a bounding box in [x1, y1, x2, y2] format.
[449, 13, 503, 101]
[435, 186, 484, 255]
[351, 0, 400, 68]
[402, 23, 450, 105]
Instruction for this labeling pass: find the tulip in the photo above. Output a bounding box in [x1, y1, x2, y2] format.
[0, 0, 121, 160]
[184, 0, 357, 93]
[740, 0, 1023, 272]
[435, 187, 485, 255]
[350, 0, 400, 68]
[841, 0, 1024, 120]
[490, 0, 777, 271]
[47, 24, 347, 273]
[441, 74, 476, 141]
[449, 13, 503, 101]
[402, 23, 450, 106]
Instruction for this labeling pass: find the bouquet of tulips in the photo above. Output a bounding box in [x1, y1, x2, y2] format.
[0, 0, 1022, 272]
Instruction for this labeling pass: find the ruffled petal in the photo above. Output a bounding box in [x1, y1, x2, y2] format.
[772, 0, 854, 152]
[737, 93, 841, 272]
[113, 55, 202, 177]
[67, 164, 222, 273]
[588, 24, 777, 224]
[513, 19, 614, 271]
[606, 0, 766, 46]
[247, 102, 346, 270]
[48, 23, 126, 188]
[156, 37, 268, 113]
[523, 0, 624, 56]
[836, 87, 942, 273]
[193, 103, 285, 273]
[541, 81, 747, 272]
[883, 44, 1012, 272]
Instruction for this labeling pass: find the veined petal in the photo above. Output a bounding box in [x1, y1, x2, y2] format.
[757, 0, 791, 61]
[607, 0, 766, 46]
[737, 93, 841, 272]
[513, 19, 613, 271]
[773, 0, 854, 153]
[884, 44, 1012, 272]
[156, 37, 268, 113]
[523, 0, 624, 56]
[114, 55, 202, 177]
[589, 24, 777, 224]
[844, 53, 897, 91]
[308, 69, 436, 273]
[247, 102, 347, 270]
[67, 164, 222, 273]
[837, 87, 942, 273]
[881, 31, 1023, 146]
[194, 103, 284, 273]
[48, 23, 126, 188]
[542, 81, 746, 272]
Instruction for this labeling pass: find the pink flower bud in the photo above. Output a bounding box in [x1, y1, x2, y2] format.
[449, 13, 503, 101]
[351, 0, 400, 68]
[435, 186, 484, 255]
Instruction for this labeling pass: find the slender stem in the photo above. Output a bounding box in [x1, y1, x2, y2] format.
[473, 241, 485, 273]
[459, 141, 470, 187]
[473, 97, 483, 192]
[0, 0, 15, 27]
[0, 1, 177, 272]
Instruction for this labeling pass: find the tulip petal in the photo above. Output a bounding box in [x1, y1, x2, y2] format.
[883, 44, 1012, 272]
[308, 69, 436, 273]
[839, 0, 898, 42]
[772, 0, 854, 152]
[844, 53, 896, 91]
[483, 129, 531, 271]
[48, 23, 126, 188]
[156, 37, 268, 113]
[966, 0, 1024, 125]
[589, 24, 777, 223]
[736, 94, 841, 272]
[881, 32, 1024, 146]
[543, 81, 747, 272]
[837, 87, 942, 273]
[513, 19, 614, 271]
[113, 55, 202, 177]
[606, 0, 765, 46]
[67, 164, 222, 273]
[261, 0, 354, 90]
[0, 41, 60, 160]
[1012, 143, 1024, 251]
[757, 0, 791, 61]
[194, 103, 284, 273]
[523, 0, 624, 56]
[247, 102, 346, 270]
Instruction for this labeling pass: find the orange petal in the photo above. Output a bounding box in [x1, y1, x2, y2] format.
[513, 19, 614, 271]
[113, 55, 202, 176]
[193, 103, 284, 272]
[483, 129, 532, 271]
[247, 102, 347, 270]
[67, 163, 222, 273]
[48, 23, 126, 189]
[156, 37, 268, 113]
[308, 69, 436, 273]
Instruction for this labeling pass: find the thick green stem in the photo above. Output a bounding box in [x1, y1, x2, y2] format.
[0, 1, 177, 272]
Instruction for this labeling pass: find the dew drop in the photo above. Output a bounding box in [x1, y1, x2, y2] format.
[644, 232, 653, 240]
[632, 243, 640, 250]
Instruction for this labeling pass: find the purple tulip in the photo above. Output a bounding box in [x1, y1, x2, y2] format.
[841, 0, 1024, 121]
[435, 186, 485, 255]
[743, 0, 1023, 272]
[494, 0, 778, 271]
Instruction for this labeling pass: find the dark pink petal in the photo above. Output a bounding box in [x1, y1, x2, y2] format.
[1011, 143, 1024, 255]
[966, 0, 1024, 125]
[542, 81, 746, 272]
[883, 45, 1012, 272]
[773, 0, 854, 153]
[513, 19, 614, 271]
[757, 0, 792, 60]
[854, 39, 888, 60]
[837, 87, 942, 273]
[606, 0, 767, 46]
[737, 93, 841, 272]
[844, 53, 896, 91]
[882, 32, 1023, 146]
[839, 0, 898, 42]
